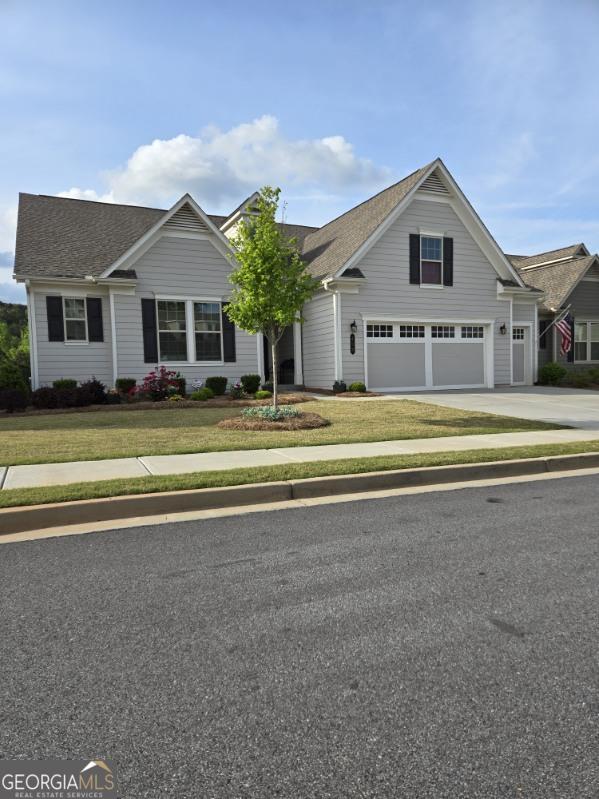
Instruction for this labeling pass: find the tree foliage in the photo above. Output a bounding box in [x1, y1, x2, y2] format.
[227, 187, 319, 406]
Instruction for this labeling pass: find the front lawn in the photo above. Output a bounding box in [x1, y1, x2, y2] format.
[0, 399, 561, 467]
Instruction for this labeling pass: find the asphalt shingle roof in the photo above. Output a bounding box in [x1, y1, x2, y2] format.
[518, 255, 597, 311]
[300, 163, 433, 279]
[507, 243, 587, 271]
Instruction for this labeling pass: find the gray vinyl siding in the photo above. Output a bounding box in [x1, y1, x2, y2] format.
[513, 303, 536, 324]
[566, 280, 599, 318]
[302, 292, 335, 388]
[340, 199, 512, 386]
[113, 235, 258, 383]
[538, 314, 554, 368]
[33, 289, 113, 386]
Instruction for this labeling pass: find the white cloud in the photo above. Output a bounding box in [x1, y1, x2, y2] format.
[60, 115, 391, 210]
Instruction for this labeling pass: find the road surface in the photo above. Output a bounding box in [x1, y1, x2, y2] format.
[1, 475, 598, 797]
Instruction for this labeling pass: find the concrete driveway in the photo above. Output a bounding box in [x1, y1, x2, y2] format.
[394, 386, 599, 430]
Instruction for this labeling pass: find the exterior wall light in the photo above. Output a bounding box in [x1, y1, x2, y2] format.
[350, 320, 358, 333]
[499, 324, 507, 335]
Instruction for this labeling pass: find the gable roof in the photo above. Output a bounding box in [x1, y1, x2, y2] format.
[300, 163, 433, 280]
[517, 254, 598, 311]
[14, 193, 319, 280]
[507, 243, 589, 271]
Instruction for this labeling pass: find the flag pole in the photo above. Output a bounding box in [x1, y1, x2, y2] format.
[537, 304, 571, 342]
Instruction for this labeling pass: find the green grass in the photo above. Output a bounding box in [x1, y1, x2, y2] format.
[0, 400, 561, 467]
[1, 439, 598, 509]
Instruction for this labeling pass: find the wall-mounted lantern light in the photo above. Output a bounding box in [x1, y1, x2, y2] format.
[499, 323, 507, 335]
[350, 319, 358, 334]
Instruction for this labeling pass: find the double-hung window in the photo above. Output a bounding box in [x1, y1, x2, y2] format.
[575, 321, 599, 362]
[63, 297, 88, 342]
[157, 300, 188, 361]
[194, 302, 222, 361]
[156, 299, 224, 362]
[420, 236, 443, 285]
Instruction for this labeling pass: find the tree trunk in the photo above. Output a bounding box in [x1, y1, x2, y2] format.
[271, 339, 278, 409]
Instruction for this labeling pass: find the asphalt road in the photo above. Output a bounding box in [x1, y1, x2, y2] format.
[1, 476, 599, 798]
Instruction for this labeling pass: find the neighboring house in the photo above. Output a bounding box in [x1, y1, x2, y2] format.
[507, 244, 599, 370]
[13, 158, 545, 392]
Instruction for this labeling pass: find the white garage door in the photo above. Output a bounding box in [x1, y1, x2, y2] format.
[366, 322, 490, 391]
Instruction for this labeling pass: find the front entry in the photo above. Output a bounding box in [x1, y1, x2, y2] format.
[512, 326, 531, 385]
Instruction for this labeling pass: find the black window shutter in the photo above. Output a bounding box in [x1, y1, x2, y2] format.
[538, 319, 548, 350]
[141, 298, 158, 363]
[443, 237, 454, 286]
[46, 295, 64, 342]
[409, 234, 420, 284]
[567, 317, 575, 363]
[222, 303, 236, 362]
[86, 297, 104, 342]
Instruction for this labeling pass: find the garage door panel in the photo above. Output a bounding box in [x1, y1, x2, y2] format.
[432, 342, 485, 387]
[367, 342, 426, 389]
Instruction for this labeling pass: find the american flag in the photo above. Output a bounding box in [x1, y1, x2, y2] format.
[555, 313, 573, 356]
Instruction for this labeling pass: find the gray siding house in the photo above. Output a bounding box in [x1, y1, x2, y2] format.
[14, 159, 551, 392]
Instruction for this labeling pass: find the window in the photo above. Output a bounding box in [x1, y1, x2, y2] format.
[512, 327, 525, 340]
[194, 302, 222, 361]
[157, 300, 187, 361]
[431, 325, 455, 339]
[420, 236, 442, 285]
[367, 324, 393, 338]
[399, 324, 425, 338]
[574, 321, 599, 361]
[461, 326, 484, 339]
[63, 297, 87, 342]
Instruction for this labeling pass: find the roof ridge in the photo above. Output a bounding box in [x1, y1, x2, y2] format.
[303, 160, 435, 240]
[24, 193, 168, 213]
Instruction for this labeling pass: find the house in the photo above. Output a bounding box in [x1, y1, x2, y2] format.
[14, 158, 549, 392]
[507, 244, 599, 370]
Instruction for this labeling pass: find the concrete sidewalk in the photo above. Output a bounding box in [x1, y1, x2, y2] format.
[2, 428, 599, 490]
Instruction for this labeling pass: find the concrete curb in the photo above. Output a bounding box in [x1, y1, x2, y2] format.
[2, 451, 599, 535]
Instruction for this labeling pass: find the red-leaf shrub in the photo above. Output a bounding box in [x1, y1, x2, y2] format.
[138, 366, 181, 401]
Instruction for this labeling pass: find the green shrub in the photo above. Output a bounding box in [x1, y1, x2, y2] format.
[333, 380, 347, 393]
[229, 382, 244, 399]
[76, 378, 107, 405]
[261, 381, 273, 393]
[190, 387, 214, 401]
[168, 393, 184, 402]
[242, 405, 300, 421]
[567, 371, 592, 388]
[538, 361, 567, 385]
[174, 372, 186, 396]
[348, 381, 366, 392]
[204, 376, 228, 395]
[105, 391, 122, 405]
[0, 388, 28, 413]
[115, 377, 136, 394]
[587, 367, 599, 383]
[240, 374, 261, 394]
[0, 360, 29, 393]
[53, 378, 77, 390]
[31, 387, 59, 409]
[255, 390, 272, 399]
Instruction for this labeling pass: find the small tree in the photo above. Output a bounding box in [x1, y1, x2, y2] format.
[227, 187, 319, 408]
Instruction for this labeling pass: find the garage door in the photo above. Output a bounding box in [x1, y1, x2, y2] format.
[366, 322, 489, 391]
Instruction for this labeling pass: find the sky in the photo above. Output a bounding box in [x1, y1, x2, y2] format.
[1, 0, 599, 303]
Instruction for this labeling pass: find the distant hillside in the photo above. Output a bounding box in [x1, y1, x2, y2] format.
[0, 301, 27, 338]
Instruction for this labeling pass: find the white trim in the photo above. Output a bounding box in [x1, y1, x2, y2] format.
[509, 297, 513, 385]
[572, 319, 599, 363]
[334, 159, 525, 286]
[293, 321, 303, 385]
[155, 294, 223, 303]
[533, 303, 539, 382]
[109, 289, 118, 385]
[100, 193, 235, 278]
[333, 292, 343, 380]
[26, 283, 39, 390]
[359, 314, 495, 325]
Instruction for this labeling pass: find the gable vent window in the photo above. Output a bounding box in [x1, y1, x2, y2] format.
[399, 325, 425, 338]
[419, 172, 450, 194]
[461, 326, 484, 339]
[367, 324, 393, 338]
[164, 204, 209, 233]
[431, 325, 455, 339]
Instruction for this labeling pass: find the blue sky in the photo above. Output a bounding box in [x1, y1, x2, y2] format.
[1, 0, 598, 302]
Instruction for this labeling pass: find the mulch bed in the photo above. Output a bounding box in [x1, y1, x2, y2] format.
[0, 393, 311, 417]
[217, 412, 330, 431]
[334, 391, 383, 398]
